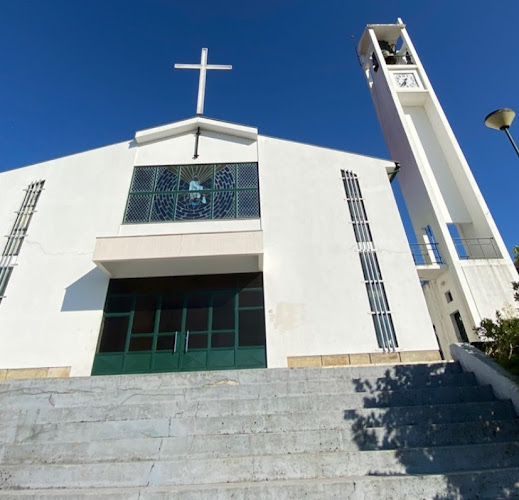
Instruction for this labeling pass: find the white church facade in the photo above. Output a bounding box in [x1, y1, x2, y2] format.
[0, 115, 439, 377]
[0, 20, 515, 379]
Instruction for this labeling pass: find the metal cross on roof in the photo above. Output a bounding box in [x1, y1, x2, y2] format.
[174, 48, 232, 116]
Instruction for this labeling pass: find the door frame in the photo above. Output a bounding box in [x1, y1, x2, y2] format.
[92, 275, 266, 375]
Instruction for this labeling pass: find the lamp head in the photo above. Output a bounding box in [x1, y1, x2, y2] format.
[484, 108, 516, 130]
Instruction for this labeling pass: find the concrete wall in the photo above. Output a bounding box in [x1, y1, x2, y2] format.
[451, 343, 519, 415]
[422, 277, 477, 360]
[460, 261, 517, 320]
[0, 120, 439, 375]
[358, 22, 517, 356]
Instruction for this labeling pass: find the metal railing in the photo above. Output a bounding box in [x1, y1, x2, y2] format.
[410, 243, 443, 266]
[452, 238, 500, 260]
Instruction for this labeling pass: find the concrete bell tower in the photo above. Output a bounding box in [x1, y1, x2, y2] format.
[358, 19, 517, 357]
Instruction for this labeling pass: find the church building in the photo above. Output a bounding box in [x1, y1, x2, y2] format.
[0, 20, 514, 379]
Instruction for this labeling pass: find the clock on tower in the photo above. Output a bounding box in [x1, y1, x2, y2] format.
[394, 72, 418, 88]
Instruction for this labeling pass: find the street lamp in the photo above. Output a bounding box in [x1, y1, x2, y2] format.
[484, 108, 519, 157]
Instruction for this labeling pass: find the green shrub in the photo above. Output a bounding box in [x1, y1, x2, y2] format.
[475, 282, 519, 376]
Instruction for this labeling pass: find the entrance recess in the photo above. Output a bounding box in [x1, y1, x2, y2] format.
[92, 273, 266, 375]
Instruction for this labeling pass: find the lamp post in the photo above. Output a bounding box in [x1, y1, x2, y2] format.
[484, 108, 519, 157]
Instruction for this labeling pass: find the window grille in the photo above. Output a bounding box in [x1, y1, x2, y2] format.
[0, 180, 45, 304]
[0, 267, 13, 297]
[342, 170, 398, 351]
[123, 163, 260, 223]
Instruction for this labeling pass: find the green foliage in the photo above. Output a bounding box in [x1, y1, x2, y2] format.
[475, 281, 519, 376]
[475, 311, 519, 360]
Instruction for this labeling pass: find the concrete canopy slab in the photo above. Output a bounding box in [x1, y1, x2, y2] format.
[93, 230, 263, 278]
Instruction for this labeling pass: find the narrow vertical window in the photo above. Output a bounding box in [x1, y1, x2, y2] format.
[342, 170, 398, 351]
[0, 180, 45, 304]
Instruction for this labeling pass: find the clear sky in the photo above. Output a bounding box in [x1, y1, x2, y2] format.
[1, 1, 517, 252]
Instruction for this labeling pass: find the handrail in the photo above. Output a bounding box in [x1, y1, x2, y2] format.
[452, 237, 499, 260]
[410, 243, 443, 266]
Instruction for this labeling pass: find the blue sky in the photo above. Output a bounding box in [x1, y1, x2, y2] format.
[1, 1, 517, 252]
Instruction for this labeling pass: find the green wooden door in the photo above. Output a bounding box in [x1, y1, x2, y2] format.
[92, 274, 266, 375]
[151, 293, 183, 372]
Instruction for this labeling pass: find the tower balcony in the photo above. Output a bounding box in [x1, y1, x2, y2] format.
[411, 238, 504, 280]
[452, 238, 500, 260]
[410, 243, 444, 280]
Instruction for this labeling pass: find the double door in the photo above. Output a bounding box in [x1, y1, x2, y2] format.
[92, 277, 266, 375]
[152, 292, 238, 373]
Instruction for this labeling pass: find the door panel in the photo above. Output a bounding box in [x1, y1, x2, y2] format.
[128, 336, 153, 351]
[98, 316, 129, 353]
[159, 294, 183, 332]
[212, 292, 235, 330]
[91, 353, 124, 375]
[181, 350, 208, 370]
[211, 331, 235, 348]
[123, 352, 153, 373]
[156, 334, 177, 351]
[132, 296, 157, 333]
[238, 309, 266, 346]
[236, 347, 267, 368]
[185, 294, 209, 331]
[208, 349, 235, 369]
[153, 351, 181, 372]
[181, 330, 208, 372]
[92, 274, 266, 375]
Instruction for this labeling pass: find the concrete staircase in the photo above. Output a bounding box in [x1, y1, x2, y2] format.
[0, 362, 518, 499]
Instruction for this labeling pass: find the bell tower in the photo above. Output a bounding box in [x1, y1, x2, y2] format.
[357, 19, 517, 356]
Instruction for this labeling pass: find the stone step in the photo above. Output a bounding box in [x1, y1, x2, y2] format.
[0, 368, 474, 403]
[0, 378, 493, 412]
[0, 362, 517, 499]
[0, 370, 478, 412]
[0, 469, 517, 500]
[3, 394, 509, 446]
[1, 442, 518, 490]
[344, 399, 517, 427]
[0, 362, 463, 398]
[2, 419, 518, 466]
[0, 386, 505, 428]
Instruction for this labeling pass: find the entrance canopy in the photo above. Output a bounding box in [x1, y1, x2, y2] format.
[93, 230, 263, 278]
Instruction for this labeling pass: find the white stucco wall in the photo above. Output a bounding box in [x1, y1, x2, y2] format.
[0, 119, 438, 375]
[258, 137, 438, 367]
[0, 142, 136, 375]
[135, 129, 257, 166]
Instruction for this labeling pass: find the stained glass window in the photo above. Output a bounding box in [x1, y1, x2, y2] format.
[123, 163, 260, 223]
